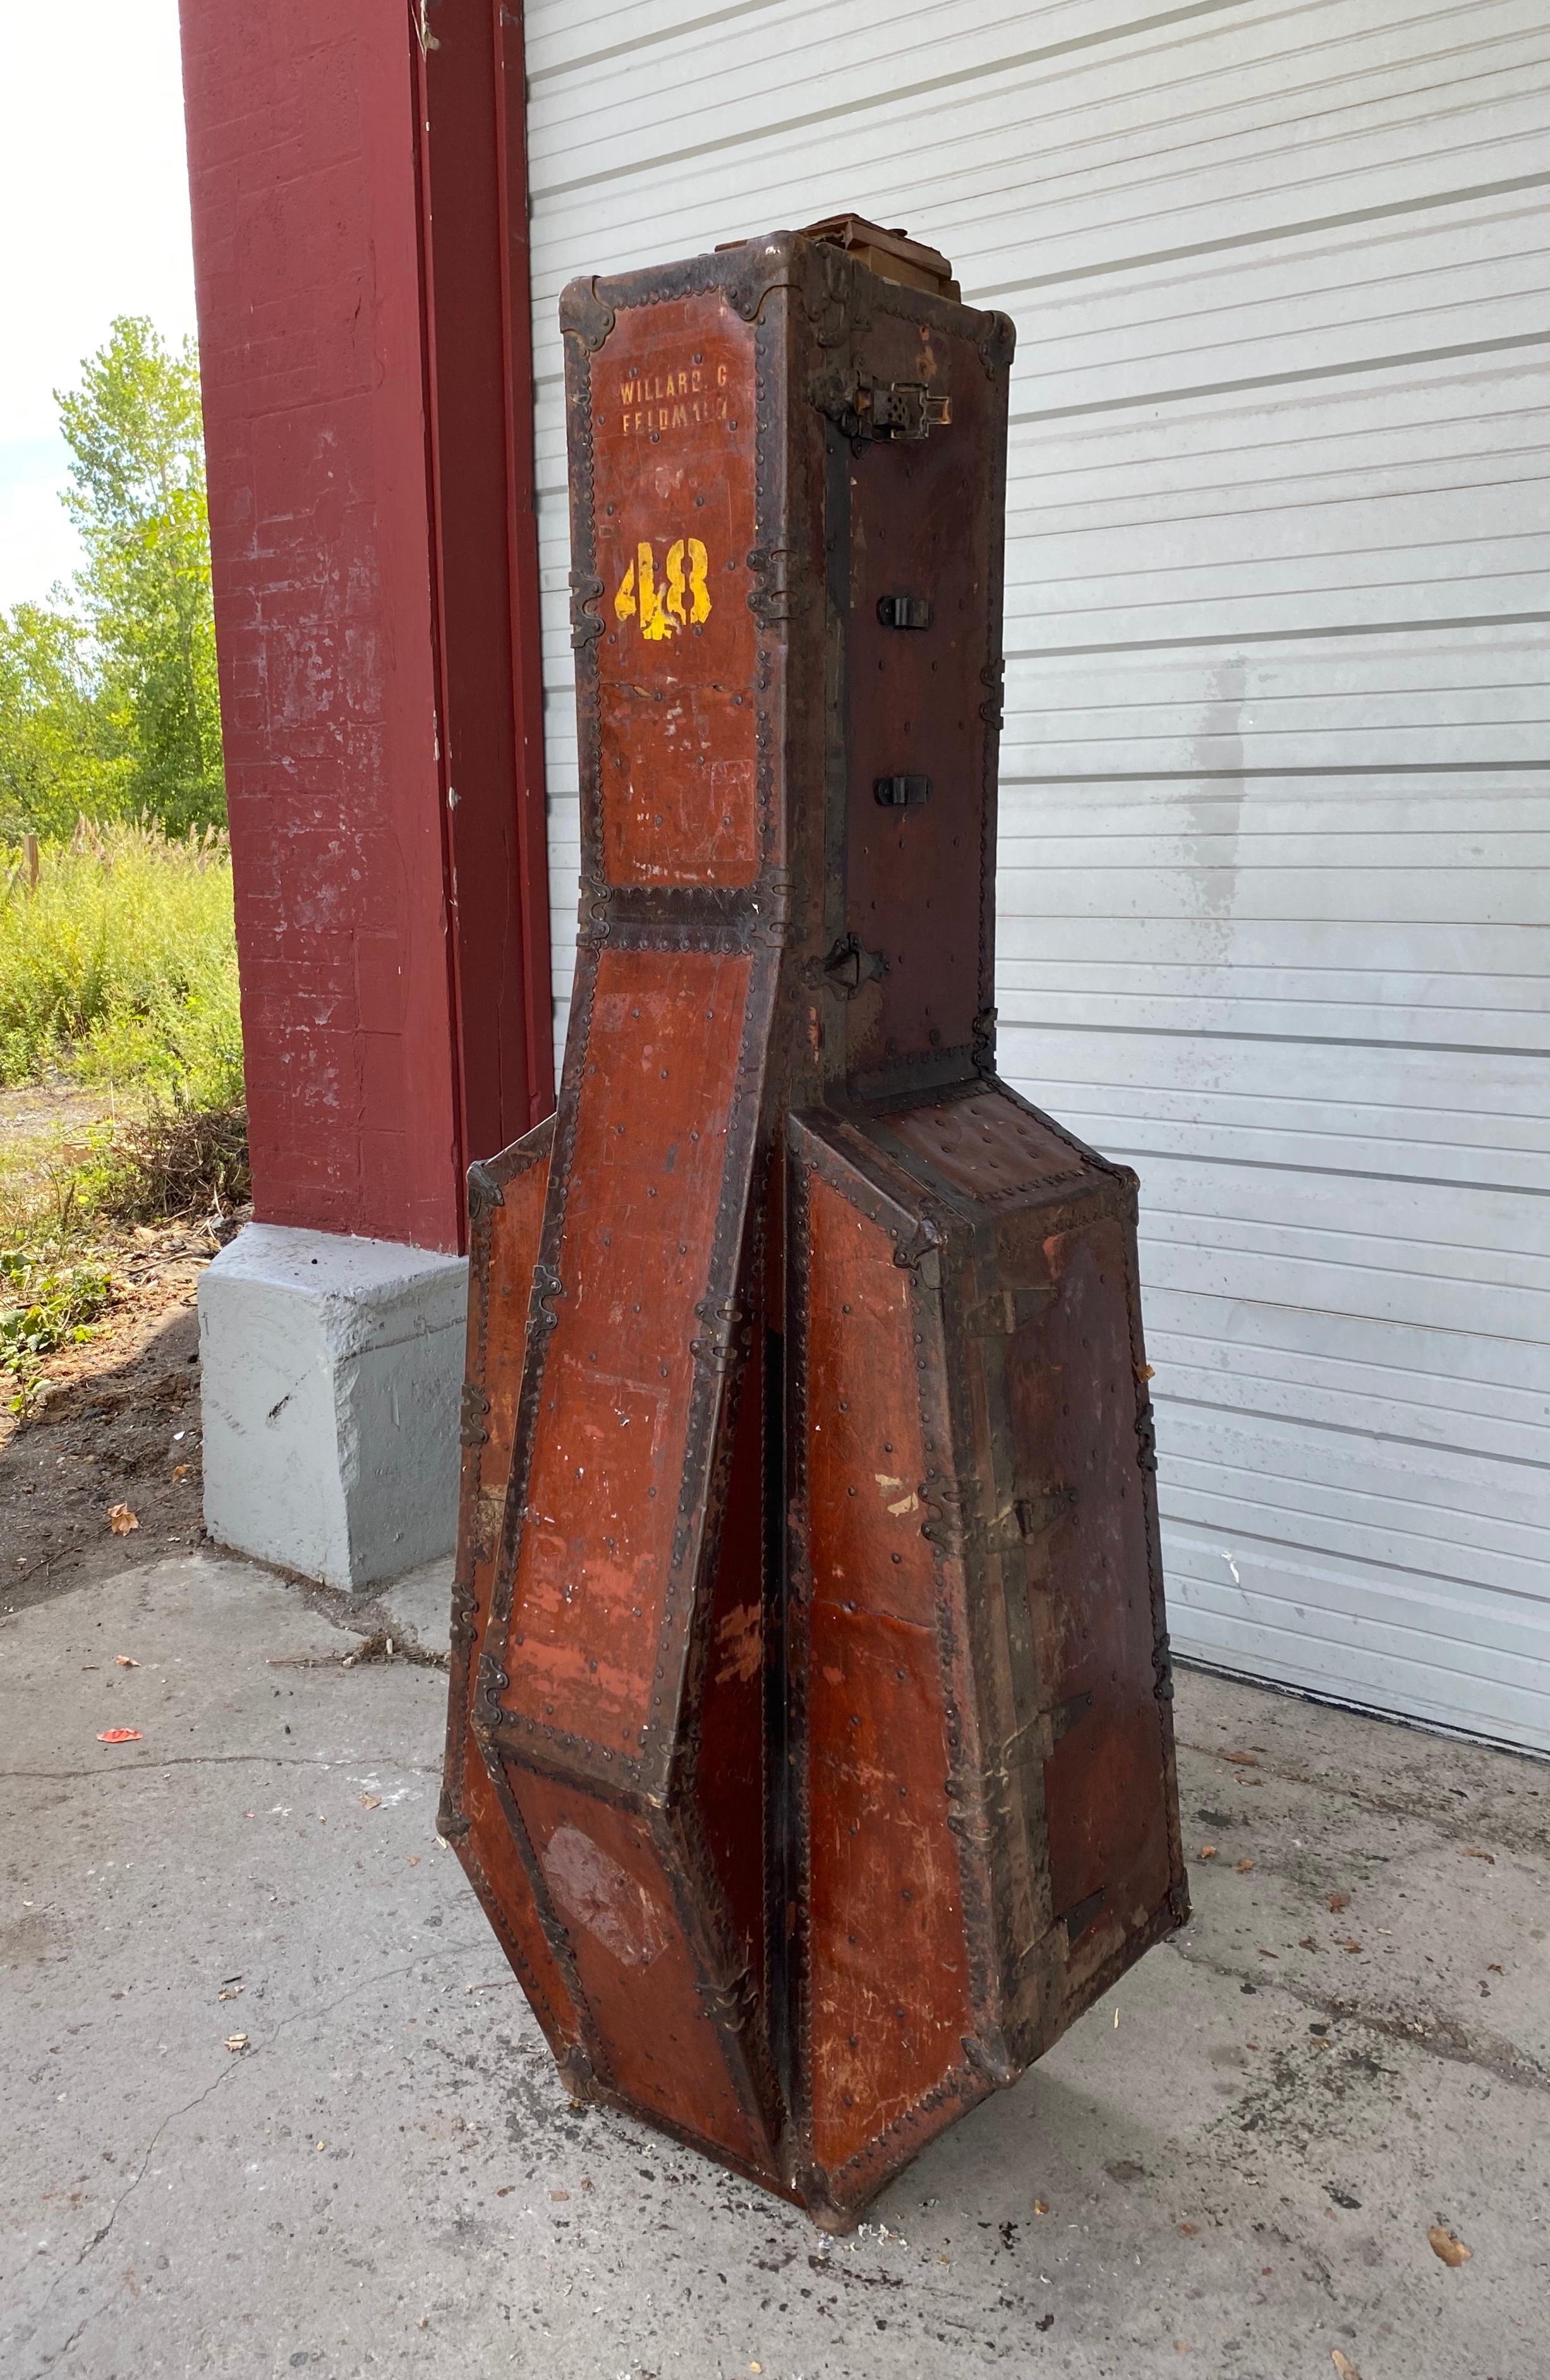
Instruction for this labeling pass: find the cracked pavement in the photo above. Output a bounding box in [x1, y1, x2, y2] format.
[2, 1551, 1546, 2377]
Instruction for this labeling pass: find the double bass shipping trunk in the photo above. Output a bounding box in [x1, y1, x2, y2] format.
[442, 217, 1187, 2229]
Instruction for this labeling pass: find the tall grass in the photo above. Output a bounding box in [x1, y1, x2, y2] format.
[0, 823, 248, 1265]
[0, 820, 242, 1108]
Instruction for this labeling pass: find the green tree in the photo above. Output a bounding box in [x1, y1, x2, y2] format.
[0, 598, 128, 842]
[56, 317, 224, 836]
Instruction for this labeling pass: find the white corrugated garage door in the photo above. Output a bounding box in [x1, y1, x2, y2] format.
[523, 0, 1550, 1753]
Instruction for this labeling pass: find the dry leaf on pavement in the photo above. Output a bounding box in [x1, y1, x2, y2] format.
[1460, 1848, 1496, 1864]
[1427, 2225, 1472, 2267]
[1331, 2352, 1363, 2379]
[114, 1654, 139, 1668]
[1223, 1751, 1259, 1766]
[173, 1462, 190, 1482]
[1336, 1938, 1364, 1953]
[224, 2032, 249, 2053]
[1199, 1845, 1218, 1861]
[1235, 1858, 1256, 1873]
[1299, 1936, 1319, 1951]
[358, 1794, 382, 1811]
[1326, 1891, 1350, 1911]
[107, 1503, 139, 1536]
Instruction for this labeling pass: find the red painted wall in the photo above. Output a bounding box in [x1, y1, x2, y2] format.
[179, 0, 552, 1253]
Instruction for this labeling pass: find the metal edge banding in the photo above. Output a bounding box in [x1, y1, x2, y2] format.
[579, 2075, 806, 2208]
[445, 1120, 557, 1739]
[976, 317, 1012, 1081]
[481, 269, 766, 1795]
[825, 1111, 981, 1232]
[781, 1126, 819, 2200]
[493, 256, 796, 2168]
[821, 413, 852, 1016]
[856, 1144, 1008, 2168]
[938, 1213, 1046, 2056]
[442, 1158, 497, 1832]
[442, 1126, 583, 2058]
[473, 1729, 614, 2097]
[449, 1847, 576, 2073]
[787, 1114, 1001, 2213]
[632, 258, 791, 1785]
[866, 1086, 1097, 1215]
[638, 951, 768, 1778]
[452, 1130, 602, 2068]
[476, 932, 600, 1759]
[950, 1210, 1061, 2055]
[909, 1197, 1012, 2095]
[584, 886, 765, 939]
[663, 1196, 788, 2163]
[993, 1076, 1137, 1191]
[471, 1730, 658, 1813]
[652, 1172, 777, 2142]
[1120, 1205, 1191, 1934]
[653, 1788, 785, 2175]
[664, 1195, 763, 1809]
[750, 281, 789, 887]
[826, 2074, 990, 2219]
[1038, 1895, 1185, 2067]
[845, 1043, 983, 1109]
[749, 274, 806, 2152]
[478, 296, 607, 1771]
[444, 1119, 554, 1833]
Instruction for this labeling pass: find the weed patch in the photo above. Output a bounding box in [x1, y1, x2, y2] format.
[1, 1248, 114, 1416]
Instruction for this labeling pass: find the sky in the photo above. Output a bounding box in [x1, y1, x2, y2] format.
[0, 0, 198, 610]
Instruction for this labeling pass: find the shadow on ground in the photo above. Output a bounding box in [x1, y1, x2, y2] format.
[3, 1299, 205, 1618]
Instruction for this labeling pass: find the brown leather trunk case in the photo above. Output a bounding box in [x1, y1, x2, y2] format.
[442, 221, 1187, 2227]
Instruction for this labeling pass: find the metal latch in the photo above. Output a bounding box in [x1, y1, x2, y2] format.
[864, 382, 951, 439]
[812, 932, 888, 1000]
[811, 370, 952, 443]
[875, 774, 931, 808]
[1017, 1484, 1078, 1539]
[877, 594, 933, 629]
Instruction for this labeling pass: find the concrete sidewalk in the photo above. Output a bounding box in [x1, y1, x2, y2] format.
[2, 1553, 1545, 2380]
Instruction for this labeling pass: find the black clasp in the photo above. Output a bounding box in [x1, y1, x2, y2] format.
[875, 774, 931, 808]
[877, 594, 933, 630]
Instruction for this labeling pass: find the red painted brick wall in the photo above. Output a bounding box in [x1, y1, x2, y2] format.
[179, 1, 552, 1252]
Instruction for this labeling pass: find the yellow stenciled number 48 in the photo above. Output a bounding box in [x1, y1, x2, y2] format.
[614, 538, 711, 641]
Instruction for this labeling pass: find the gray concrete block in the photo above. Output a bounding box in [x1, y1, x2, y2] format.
[377, 1553, 455, 1660]
[198, 1222, 468, 1591]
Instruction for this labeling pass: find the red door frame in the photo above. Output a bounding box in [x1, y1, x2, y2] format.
[415, 0, 555, 1187]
